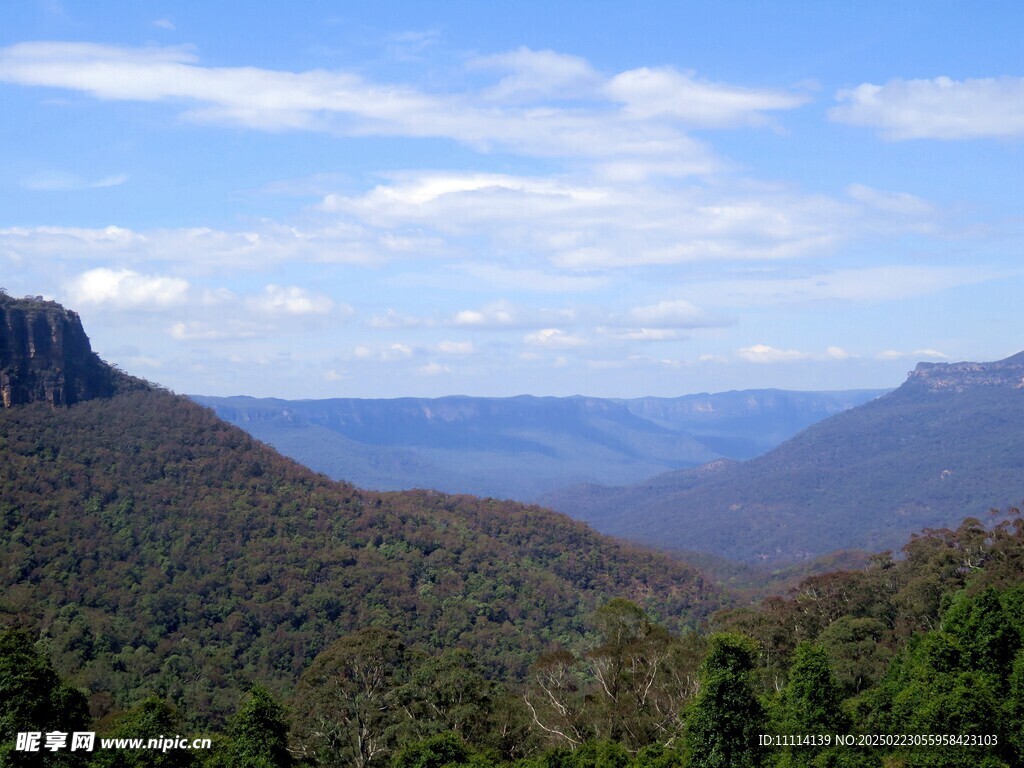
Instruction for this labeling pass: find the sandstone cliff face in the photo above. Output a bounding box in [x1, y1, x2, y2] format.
[0, 294, 117, 407]
[907, 352, 1024, 393]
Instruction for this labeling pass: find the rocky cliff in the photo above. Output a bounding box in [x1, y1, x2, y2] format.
[0, 293, 128, 407]
[905, 351, 1024, 393]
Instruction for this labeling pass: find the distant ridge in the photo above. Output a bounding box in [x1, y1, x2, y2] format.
[192, 389, 884, 501]
[544, 352, 1024, 563]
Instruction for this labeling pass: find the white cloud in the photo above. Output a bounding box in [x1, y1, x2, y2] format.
[66, 268, 188, 309]
[831, 76, 1024, 140]
[0, 222, 387, 271]
[470, 47, 601, 101]
[825, 346, 852, 360]
[596, 299, 727, 341]
[453, 301, 519, 328]
[322, 173, 611, 226]
[625, 299, 716, 328]
[455, 263, 609, 293]
[417, 362, 450, 376]
[384, 29, 442, 60]
[736, 344, 807, 363]
[600, 328, 686, 341]
[324, 172, 858, 269]
[152, 18, 176, 30]
[606, 67, 808, 126]
[0, 42, 800, 169]
[2, 224, 144, 254]
[845, 184, 933, 217]
[878, 348, 948, 360]
[247, 284, 336, 316]
[324, 368, 346, 382]
[523, 328, 586, 348]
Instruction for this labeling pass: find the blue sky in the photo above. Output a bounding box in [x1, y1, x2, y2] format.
[2, 1, 1023, 398]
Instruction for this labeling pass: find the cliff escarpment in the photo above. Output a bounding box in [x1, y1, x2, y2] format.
[905, 351, 1024, 392]
[0, 293, 135, 407]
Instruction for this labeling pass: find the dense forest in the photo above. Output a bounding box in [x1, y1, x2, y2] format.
[0, 387, 718, 723]
[6, 514, 1024, 766]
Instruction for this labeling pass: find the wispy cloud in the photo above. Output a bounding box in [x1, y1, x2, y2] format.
[878, 348, 947, 360]
[831, 76, 1024, 140]
[523, 328, 587, 348]
[19, 171, 128, 191]
[322, 172, 867, 269]
[0, 42, 804, 171]
[246, 284, 338, 316]
[606, 66, 808, 126]
[469, 47, 602, 101]
[622, 299, 721, 328]
[0, 222, 392, 271]
[736, 344, 807, 363]
[704, 265, 1002, 306]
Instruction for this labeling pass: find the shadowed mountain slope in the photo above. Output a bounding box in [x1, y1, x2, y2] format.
[544, 353, 1024, 563]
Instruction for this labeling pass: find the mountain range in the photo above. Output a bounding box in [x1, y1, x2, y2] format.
[191, 388, 884, 501]
[543, 352, 1024, 563]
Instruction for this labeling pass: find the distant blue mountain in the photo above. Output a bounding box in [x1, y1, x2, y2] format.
[190, 389, 885, 501]
[542, 353, 1024, 563]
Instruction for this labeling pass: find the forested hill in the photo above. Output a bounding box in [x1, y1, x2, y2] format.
[0, 385, 720, 723]
[547, 352, 1024, 563]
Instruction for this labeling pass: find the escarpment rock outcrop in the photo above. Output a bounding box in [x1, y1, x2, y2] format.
[905, 351, 1024, 393]
[0, 293, 125, 407]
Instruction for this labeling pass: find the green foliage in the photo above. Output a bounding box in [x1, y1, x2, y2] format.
[940, 587, 1020, 676]
[685, 633, 766, 768]
[0, 389, 720, 723]
[848, 587, 1022, 767]
[564, 740, 630, 768]
[403, 649, 497, 745]
[771, 642, 850, 768]
[626, 744, 685, 768]
[522, 602, 702, 752]
[1006, 648, 1024, 758]
[0, 627, 90, 767]
[290, 627, 413, 768]
[392, 732, 473, 768]
[223, 686, 292, 767]
[816, 617, 891, 696]
[91, 698, 197, 768]
[775, 643, 847, 733]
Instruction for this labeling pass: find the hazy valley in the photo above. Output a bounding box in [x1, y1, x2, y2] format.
[191, 388, 885, 502]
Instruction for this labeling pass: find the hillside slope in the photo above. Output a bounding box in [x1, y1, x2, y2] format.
[546, 353, 1024, 563]
[0, 297, 720, 724]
